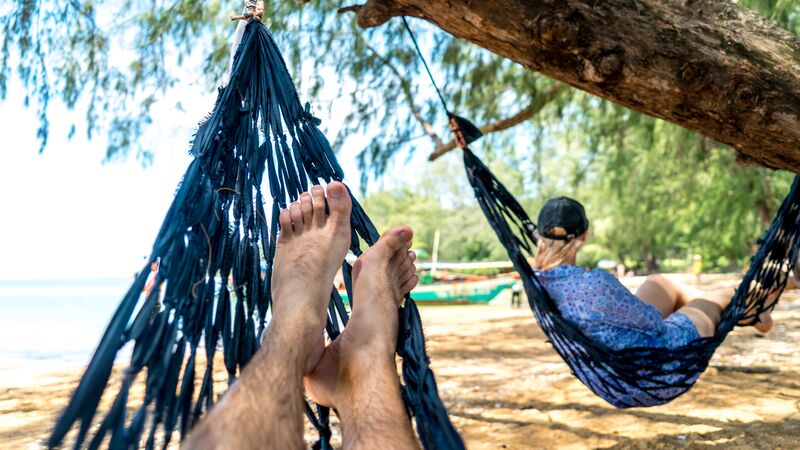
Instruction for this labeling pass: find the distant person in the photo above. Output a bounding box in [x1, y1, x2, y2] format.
[531, 197, 776, 358]
[616, 262, 626, 279]
[511, 281, 523, 308]
[691, 254, 703, 284]
[185, 182, 421, 450]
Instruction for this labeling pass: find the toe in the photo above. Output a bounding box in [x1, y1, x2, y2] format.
[389, 245, 411, 269]
[399, 261, 416, 283]
[399, 275, 418, 297]
[300, 192, 313, 225]
[311, 185, 326, 224]
[381, 226, 414, 253]
[279, 209, 293, 240]
[326, 182, 352, 227]
[290, 201, 304, 231]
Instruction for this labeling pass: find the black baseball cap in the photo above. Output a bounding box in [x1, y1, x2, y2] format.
[537, 196, 589, 241]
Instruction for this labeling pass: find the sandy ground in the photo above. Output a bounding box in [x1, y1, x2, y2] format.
[2, 274, 800, 449]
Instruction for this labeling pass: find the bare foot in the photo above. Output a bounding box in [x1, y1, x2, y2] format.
[754, 311, 773, 333]
[740, 275, 791, 334]
[270, 182, 352, 363]
[756, 273, 798, 333]
[304, 226, 417, 408]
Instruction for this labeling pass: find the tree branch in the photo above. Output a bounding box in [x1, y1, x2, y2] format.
[359, 37, 444, 147]
[344, 0, 800, 172]
[338, 1, 405, 28]
[429, 84, 567, 161]
[337, 5, 363, 15]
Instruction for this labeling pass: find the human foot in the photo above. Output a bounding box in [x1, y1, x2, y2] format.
[754, 311, 773, 333]
[269, 182, 352, 355]
[756, 272, 798, 333]
[304, 226, 417, 408]
[740, 272, 793, 334]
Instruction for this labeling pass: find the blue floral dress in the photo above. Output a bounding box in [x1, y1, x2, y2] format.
[535, 265, 701, 406]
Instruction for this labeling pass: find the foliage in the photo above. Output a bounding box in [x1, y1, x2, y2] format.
[362, 158, 511, 262]
[2, 0, 799, 269]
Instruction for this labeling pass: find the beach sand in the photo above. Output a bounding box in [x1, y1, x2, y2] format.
[3, 274, 800, 449]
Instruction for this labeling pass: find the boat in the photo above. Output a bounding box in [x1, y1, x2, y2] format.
[337, 229, 518, 304]
[338, 276, 516, 304]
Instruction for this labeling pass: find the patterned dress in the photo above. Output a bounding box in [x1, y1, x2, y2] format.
[535, 265, 701, 406]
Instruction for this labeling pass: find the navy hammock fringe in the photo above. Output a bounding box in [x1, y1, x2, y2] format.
[462, 144, 800, 407]
[48, 20, 463, 450]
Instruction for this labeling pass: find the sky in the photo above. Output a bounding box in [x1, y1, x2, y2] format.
[0, 27, 431, 281]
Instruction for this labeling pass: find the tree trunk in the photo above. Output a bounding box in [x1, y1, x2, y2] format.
[645, 253, 661, 273]
[345, 0, 800, 172]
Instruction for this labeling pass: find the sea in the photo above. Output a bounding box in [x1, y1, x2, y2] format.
[0, 277, 133, 369]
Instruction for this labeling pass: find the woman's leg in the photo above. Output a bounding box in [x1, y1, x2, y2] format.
[675, 299, 724, 338]
[638, 274, 780, 336]
[637, 274, 732, 337]
[635, 274, 686, 318]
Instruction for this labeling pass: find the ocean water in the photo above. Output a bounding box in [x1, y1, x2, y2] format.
[0, 278, 133, 367]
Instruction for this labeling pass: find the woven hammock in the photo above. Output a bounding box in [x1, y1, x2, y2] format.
[397, 14, 800, 407]
[462, 144, 800, 407]
[49, 20, 463, 450]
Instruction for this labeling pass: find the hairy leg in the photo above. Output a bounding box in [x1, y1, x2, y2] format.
[184, 182, 352, 450]
[305, 226, 420, 450]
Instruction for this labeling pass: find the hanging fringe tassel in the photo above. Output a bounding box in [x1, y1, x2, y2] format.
[49, 19, 462, 450]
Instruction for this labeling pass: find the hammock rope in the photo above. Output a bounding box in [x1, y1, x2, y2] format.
[402, 16, 800, 407]
[49, 18, 464, 450]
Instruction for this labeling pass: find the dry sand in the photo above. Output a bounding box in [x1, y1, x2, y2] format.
[2, 274, 800, 449]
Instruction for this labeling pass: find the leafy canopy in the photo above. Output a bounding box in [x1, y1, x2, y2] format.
[2, 0, 798, 269]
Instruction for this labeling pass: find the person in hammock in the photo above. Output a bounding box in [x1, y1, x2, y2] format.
[184, 182, 421, 450]
[532, 196, 774, 353]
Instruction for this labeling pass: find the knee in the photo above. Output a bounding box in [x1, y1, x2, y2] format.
[645, 274, 671, 291]
[646, 274, 666, 284]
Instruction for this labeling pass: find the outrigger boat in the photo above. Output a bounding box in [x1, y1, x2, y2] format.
[338, 230, 518, 304]
[337, 274, 516, 305]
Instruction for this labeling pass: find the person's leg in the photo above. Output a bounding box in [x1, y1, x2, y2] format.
[305, 226, 421, 450]
[635, 274, 685, 318]
[636, 274, 717, 317]
[646, 275, 778, 336]
[184, 182, 352, 450]
[637, 274, 731, 337]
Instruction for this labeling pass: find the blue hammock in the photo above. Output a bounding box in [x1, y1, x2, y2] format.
[462, 145, 800, 407]
[400, 15, 800, 407]
[48, 20, 463, 450]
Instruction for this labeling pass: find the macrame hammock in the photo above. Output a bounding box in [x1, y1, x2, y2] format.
[48, 14, 464, 450]
[401, 18, 800, 408]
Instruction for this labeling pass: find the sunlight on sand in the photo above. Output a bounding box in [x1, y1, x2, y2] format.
[2, 274, 799, 448]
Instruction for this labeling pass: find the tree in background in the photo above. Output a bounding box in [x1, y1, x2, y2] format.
[2, 0, 798, 270]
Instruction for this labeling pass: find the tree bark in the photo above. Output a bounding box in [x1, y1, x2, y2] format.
[344, 0, 800, 172]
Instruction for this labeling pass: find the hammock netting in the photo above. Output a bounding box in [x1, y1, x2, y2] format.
[462, 145, 800, 407]
[398, 13, 800, 408]
[49, 20, 463, 450]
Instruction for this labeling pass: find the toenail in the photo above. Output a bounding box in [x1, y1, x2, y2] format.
[399, 230, 411, 241]
[329, 185, 343, 198]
